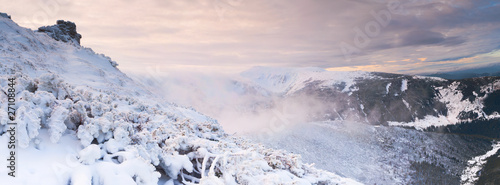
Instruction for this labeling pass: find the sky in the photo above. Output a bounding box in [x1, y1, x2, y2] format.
[2, 0, 500, 74]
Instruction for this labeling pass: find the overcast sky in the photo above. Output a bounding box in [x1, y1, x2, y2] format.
[3, 0, 500, 74]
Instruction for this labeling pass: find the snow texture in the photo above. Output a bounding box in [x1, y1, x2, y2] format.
[252, 120, 490, 184]
[461, 142, 500, 185]
[400, 79, 408, 92]
[388, 115, 451, 131]
[388, 79, 499, 130]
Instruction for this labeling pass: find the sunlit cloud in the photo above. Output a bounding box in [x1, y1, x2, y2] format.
[2, 0, 500, 74]
[328, 50, 500, 74]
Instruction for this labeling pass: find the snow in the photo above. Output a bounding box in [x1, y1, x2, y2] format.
[402, 99, 411, 111]
[391, 80, 498, 130]
[2, 130, 161, 185]
[241, 66, 372, 95]
[388, 115, 451, 131]
[437, 81, 488, 124]
[412, 75, 447, 82]
[47, 106, 69, 143]
[400, 79, 408, 92]
[15, 105, 43, 148]
[385, 82, 391, 94]
[461, 142, 500, 185]
[78, 144, 101, 165]
[251, 120, 484, 184]
[0, 16, 359, 184]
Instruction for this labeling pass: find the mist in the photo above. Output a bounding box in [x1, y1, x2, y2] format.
[127, 66, 331, 137]
[123, 65, 499, 184]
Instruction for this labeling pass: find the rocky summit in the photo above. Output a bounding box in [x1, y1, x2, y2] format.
[38, 20, 82, 45]
[0, 12, 11, 19]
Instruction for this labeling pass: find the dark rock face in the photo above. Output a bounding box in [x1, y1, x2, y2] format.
[0, 12, 11, 19]
[423, 63, 500, 80]
[38, 20, 82, 44]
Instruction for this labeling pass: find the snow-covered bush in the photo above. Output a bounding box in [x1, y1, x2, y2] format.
[0, 72, 358, 184]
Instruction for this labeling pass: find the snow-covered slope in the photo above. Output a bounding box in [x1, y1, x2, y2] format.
[237, 67, 500, 184]
[241, 66, 372, 95]
[0, 14, 360, 184]
[241, 67, 500, 137]
[250, 121, 494, 184]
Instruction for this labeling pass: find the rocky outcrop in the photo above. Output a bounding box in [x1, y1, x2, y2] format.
[38, 20, 82, 44]
[0, 12, 11, 19]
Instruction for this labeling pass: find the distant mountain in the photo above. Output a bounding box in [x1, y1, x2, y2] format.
[422, 63, 500, 79]
[242, 67, 500, 138]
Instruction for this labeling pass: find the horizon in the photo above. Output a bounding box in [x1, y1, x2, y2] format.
[2, 0, 500, 75]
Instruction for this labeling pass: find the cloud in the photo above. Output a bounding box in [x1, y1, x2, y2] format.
[327, 49, 500, 75]
[397, 30, 466, 47]
[2, 0, 500, 74]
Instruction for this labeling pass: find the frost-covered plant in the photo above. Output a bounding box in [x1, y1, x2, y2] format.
[0, 73, 358, 184]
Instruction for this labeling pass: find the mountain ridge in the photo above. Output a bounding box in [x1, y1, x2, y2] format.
[0, 12, 359, 185]
[238, 67, 500, 184]
[241, 66, 500, 138]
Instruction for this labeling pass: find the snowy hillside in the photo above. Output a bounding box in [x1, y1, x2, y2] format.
[0, 13, 360, 184]
[241, 67, 500, 134]
[241, 66, 372, 95]
[129, 65, 500, 184]
[250, 120, 500, 184]
[236, 68, 500, 184]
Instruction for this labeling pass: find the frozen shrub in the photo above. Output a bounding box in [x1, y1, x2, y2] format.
[47, 106, 69, 143]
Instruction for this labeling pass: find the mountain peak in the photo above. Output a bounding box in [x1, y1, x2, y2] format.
[0, 12, 11, 19]
[38, 20, 82, 45]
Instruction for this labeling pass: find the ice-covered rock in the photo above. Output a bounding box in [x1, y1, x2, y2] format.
[38, 20, 82, 44]
[0, 12, 11, 19]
